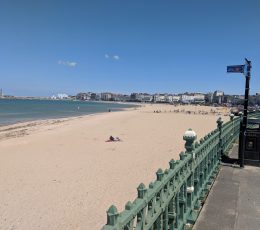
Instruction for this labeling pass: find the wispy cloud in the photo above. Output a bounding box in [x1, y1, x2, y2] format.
[58, 60, 77, 67]
[113, 55, 120, 60]
[104, 54, 120, 61]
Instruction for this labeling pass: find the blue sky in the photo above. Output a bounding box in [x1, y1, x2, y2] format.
[0, 0, 259, 96]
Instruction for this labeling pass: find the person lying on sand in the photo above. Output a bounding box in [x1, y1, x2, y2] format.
[106, 136, 121, 142]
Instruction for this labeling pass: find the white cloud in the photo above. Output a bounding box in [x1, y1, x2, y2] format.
[58, 60, 77, 67]
[104, 54, 120, 61]
[67, 62, 77, 67]
[113, 55, 120, 60]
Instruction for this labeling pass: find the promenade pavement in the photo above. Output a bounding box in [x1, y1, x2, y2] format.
[194, 144, 260, 230]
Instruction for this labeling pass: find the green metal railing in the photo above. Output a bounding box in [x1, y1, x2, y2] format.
[247, 112, 260, 129]
[102, 115, 241, 230]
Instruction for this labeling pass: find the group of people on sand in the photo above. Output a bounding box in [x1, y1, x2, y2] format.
[152, 109, 225, 116]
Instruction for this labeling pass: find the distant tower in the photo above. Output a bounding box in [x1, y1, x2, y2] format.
[0, 88, 3, 98]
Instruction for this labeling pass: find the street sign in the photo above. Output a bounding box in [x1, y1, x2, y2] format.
[226, 58, 252, 168]
[227, 65, 245, 73]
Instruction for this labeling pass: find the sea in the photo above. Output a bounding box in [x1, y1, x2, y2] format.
[0, 99, 137, 126]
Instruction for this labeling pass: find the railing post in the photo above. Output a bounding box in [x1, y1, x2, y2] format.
[183, 129, 197, 223]
[230, 113, 234, 142]
[137, 183, 147, 199]
[229, 113, 234, 121]
[217, 118, 223, 160]
[106, 205, 119, 226]
[175, 192, 180, 229]
[136, 183, 147, 229]
[124, 201, 134, 229]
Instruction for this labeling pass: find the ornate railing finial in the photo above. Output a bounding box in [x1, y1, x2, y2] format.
[183, 128, 197, 153]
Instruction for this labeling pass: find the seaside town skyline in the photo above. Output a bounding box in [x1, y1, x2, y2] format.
[1, 88, 260, 107]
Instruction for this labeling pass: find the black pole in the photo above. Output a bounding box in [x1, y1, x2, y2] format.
[238, 120, 243, 162]
[240, 59, 251, 168]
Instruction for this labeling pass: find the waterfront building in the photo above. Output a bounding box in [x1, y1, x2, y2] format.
[213, 90, 224, 104]
[51, 93, 69, 100]
[95, 93, 101, 101]
[223, 95, 233, 104]
[205, 92, 213, 104]
[142, 93, 153, 102]
[110, 94, 119, 101]
[180, 94, 195, 104]
[193, 93, 205, 104]
[130, 93, 141, 101]
[57, 93, 69, 99]
[153, 94, 167, 103]
[76, 92, 91, 101]
[171, 95, 180, 103]
[130, 93, 153, 102]
[90, 93, 97, 100]
[163, 94, 180, 103]
[165, 94, 173, 103]
[231, 95, 244, 105]
[110, 94, 130, 102]
[101, 92, 112, 101]
[116, 94, 130, 102]
[0, 88, 3, 98]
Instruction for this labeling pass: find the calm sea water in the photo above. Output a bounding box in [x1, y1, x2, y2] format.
[0, 99, 137, 126]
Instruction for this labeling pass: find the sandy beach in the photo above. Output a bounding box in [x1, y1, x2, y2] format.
[0, 104, 229, 230]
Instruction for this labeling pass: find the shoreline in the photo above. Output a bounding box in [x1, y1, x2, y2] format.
[0, 106, 140, 141]
[0, 104, 229, 143]
[0, 103, 228, 141]
[0, 102, 227, 131]
[0, 99, 141, 128]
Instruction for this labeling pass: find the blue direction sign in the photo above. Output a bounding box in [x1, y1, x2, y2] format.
[227, 65, 245, 73]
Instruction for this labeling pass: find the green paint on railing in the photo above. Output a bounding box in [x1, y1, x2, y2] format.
[102, 116, 242, 230]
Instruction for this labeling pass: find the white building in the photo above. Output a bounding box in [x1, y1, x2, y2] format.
[165, 94, 180, 103]
[76, 93, 91, 100]
[51, 93, 68, 99]
[213, 90, 225, 104]
[153, 94, 166, 103]
[101, 92, 112, 101]
[57, 93, 68, 99]
[193, 93, 205, 103]
[172, 95, 180, 102]
[130, 93, 153, 102]
[180, 94, 195, 103]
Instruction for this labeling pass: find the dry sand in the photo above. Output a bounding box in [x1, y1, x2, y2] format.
[0, 104, 229, 230]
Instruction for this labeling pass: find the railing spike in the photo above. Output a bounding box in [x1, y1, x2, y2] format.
[169, 159, 176, 169]
[106, 205, 118, 226]
[156, 168, 164, 181]
[137, 183, 147, 198]
[125, 201, 132, 210]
